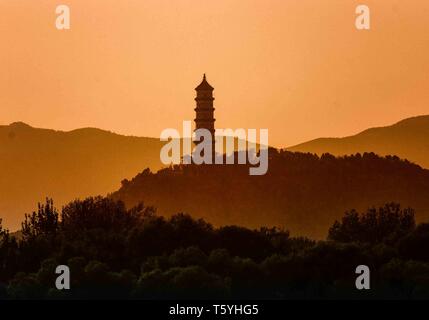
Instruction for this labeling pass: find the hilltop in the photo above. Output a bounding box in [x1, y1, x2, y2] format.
[112, 150, 429, 239]
[288, 115, 429, 168]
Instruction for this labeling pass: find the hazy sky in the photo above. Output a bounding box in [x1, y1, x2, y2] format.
[0, 0, 428, 147]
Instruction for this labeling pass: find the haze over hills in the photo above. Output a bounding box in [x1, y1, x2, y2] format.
[0, 122, 257, 231]
[288, 115, 429, 169]
[2, 115, 429, 235]
[0, 122, 165, 230]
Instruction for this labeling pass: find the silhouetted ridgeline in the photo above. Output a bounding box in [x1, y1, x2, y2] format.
[112, 149, 429, 239]
[3, 115, 429, 233]
[0, 122, 165, 230]
[288, 115, 429, 168]
[0, 122, 253, 231]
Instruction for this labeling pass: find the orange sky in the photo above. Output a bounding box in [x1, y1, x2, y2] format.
[0, 0, 428, 147]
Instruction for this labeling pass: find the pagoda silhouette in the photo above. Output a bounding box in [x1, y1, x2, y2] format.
[194, 74, 216, 161]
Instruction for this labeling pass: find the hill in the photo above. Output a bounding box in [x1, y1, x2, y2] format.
[0, 122, 165, 230]
[112, 150, 429, 239]
[287, 115, 429, 168]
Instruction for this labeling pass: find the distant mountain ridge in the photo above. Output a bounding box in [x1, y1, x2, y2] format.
[2, 115, 429, 232]
[288, 115, 429, 168]
[0, 122, 263, 230]
[0, 122, 165, 230]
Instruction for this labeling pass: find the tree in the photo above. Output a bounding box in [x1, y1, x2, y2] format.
[21, 199, 59, 240]
[328, 203, 415, 244]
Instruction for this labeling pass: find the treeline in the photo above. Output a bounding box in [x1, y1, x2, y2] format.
[2, 198, 429, 299]
[112, 150, 429, 239]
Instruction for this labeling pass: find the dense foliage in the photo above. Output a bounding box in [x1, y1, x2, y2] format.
[2, 198, 429, 299]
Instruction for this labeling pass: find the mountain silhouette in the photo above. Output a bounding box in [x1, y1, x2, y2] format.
[3, 115, 429, 236]
[0, 122, 165, 230]
[112, 150, 429, 239]
[288, 115, 429, 168]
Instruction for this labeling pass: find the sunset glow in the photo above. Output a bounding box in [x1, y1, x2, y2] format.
[1, 0, 428, 147]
